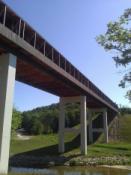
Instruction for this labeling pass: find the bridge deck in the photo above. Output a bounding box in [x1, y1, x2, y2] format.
[0, 1, 118, 112]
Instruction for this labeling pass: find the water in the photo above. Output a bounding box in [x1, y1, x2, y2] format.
[10, 166, 131, 175]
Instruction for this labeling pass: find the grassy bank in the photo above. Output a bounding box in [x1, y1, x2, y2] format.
[10, 135, 131, 167]
[10, 115, 131, 167]
[10, 134, 131, 158]
[118, 114, 131, 142]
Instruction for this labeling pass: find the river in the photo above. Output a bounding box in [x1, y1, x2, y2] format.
[10, 166, 131, 175]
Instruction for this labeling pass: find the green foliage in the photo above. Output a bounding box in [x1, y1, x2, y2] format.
[118, 114, 131, 142]
[30, 118, 44, 135]
[97, 9, 131, 101]
[12, 108, 22, 131]
[65, 103, 80, 127]
[119, 106, 131, 115]
[21, 103, 80, 135]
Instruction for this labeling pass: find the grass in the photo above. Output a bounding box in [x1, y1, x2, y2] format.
[10, 134, 59, 156]
[88, 143, 131, 157]
[118, 114, 131, 143]
[10, 134, 131, 158]
[10, 131, 80, 156]
[9, 114, 131, 167]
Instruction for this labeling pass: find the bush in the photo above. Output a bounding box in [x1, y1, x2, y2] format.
[12, 108, 22, 131]
[30, 119, 44, 135]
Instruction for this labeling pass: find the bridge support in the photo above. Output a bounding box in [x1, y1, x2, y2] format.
[80, 96, 87, 155]
[88, 111, 93, 144]
[88, 108, 108, 144]
[103, 109, 108, 143]
[58, 96, 87, 155]
[0, 54, 17, 174]
[58, 98, 65, 153]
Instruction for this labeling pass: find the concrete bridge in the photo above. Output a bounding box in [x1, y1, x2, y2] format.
[0, 1, 118, 173]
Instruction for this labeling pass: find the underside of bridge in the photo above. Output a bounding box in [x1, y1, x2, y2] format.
[0, 38, 117, 111]
[0, 48, 114, 109]
[0, 1, 118, 174]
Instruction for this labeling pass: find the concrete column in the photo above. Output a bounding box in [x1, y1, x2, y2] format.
[103, 110, 108, 143]
[58, 98, 65, 153]
[88, 111, 93, 144]
[0, 53, 17, 174]
[80, 96, 87, 155]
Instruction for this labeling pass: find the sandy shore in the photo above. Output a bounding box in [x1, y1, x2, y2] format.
[101, 165, 131, 171]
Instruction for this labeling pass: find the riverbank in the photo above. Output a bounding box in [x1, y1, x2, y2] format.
[10, 133, 131, 168]
[10, 154, 131, 168]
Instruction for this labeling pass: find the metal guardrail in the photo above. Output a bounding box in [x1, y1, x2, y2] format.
[0, 1, 118, 110]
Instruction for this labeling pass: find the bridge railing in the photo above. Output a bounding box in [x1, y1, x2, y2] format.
[0, 1, 118, 110]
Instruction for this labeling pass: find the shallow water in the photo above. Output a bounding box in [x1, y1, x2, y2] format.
[10, 166, 131, 175]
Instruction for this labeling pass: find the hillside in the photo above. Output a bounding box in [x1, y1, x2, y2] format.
[10, 110, 131, 167]
[118, 114, 131, 142]
[21, 104, 131, 143]
[21, 103, 80, 135]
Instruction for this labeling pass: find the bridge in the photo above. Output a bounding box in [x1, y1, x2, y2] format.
[0, 1, 118, 173]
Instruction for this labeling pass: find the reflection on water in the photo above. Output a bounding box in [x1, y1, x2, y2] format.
[11, 167, 57, 174]
[11, 166, 131, 175]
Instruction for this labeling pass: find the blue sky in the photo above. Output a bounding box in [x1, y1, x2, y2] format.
[4, 0, 131, 111]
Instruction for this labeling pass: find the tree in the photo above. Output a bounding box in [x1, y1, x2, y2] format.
[97, 9, 131, 101]
[12, 108, 22, 131]
[22, 112, 33, 133]
[119, 106, 131, 115]
[30, 118, 44, 135]
[21, 102, 81, 135]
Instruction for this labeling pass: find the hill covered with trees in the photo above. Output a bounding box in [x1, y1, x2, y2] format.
[12, 104, 131, 136]
[17, 103, 80, 135]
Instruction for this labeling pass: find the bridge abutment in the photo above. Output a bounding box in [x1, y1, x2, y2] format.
[0, 53, 17, 174]
[58, 96, 87, 155]
[88, 108, 109, 144]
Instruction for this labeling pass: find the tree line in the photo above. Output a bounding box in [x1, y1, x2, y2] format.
[119, 106, 131, 115]
[12, 103, 80, 135]
[12, 103, 131, 135]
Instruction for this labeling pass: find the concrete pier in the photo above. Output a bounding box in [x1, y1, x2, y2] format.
[80, 96, 87, 155]
[58, 96, 87, 155]
[58, 98, 65, 153]
[103, 110, 109, 143]
[88, 111, 93, 144]
[0, 54, 17, 174]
